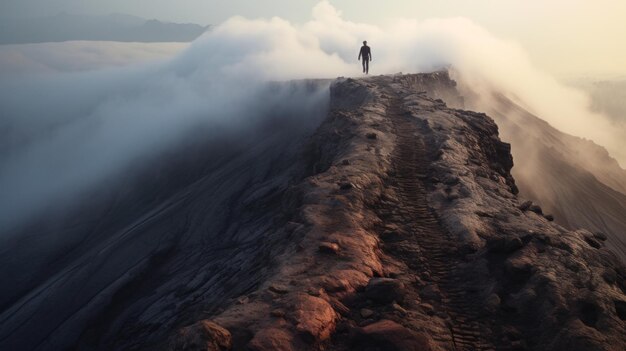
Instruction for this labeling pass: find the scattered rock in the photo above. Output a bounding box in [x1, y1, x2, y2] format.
[420, 303, 435, 316]
[341, 159, 351, 166]
[602, 269, 617, 284]
[584, 237, 602, 249]
[593, 232, 608, 241]
[269, 284, 290, 294]
[236, 296, 249, 305]
[391, 302, 407, 315]
[318, 242, 340, 254]
[614, 300, 626, 321]
[505, 255, 534, 280]
[331, 299, 351, 316]
[420, 284, 441, 302]
[366, 133, 377, 140]
[365, 278, 406, 304]
[488, 236, 525, 254]
[360, 308, 374, 318]
[577, 299, 601, 328]
[443, 175, 460, 185]
[528, 205, 543, 215]
[339, 182, 354, 190]
[544, 214, 554, 221]
[380, 228, 404, 242]
[248, 328, 294, 351]
[169, 320, 232, 351]
[353, 319, 435, 351]
[271, 309, 286, 318]
[447, 191, 461, 201]
[486, 293, 501, 312]
[322, 277, 350, 292]
[518, 201, 532, 211]
[293, 294, 337, 343]
[476, 211, 494, 218]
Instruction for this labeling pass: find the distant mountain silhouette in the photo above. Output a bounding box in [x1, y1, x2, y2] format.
[0, 13, 209, 44]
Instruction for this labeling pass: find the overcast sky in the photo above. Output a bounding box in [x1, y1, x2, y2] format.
[1, 0, 625, 77]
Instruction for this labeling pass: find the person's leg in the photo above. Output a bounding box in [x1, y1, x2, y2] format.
[362, 59, 366, 73]
[365, 59, 369, 74]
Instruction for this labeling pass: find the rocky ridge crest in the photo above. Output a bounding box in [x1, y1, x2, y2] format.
[171, 73, 626, 351]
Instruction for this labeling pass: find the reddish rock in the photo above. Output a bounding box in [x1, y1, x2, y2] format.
[365, 278, 406, 304]
[353, 319, 435, 351]
[248, 328, 295, 351]
[168, 320, 232, 351]
[318, 242, 340, 254]
[292, 294, 337, 343]
[269, 283, 290, 294]
[271, 309, 286, 318]
[360, 308, 374, 318]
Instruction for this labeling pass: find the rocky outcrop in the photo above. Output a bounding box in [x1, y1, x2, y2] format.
[168, 73, 625, 350]
[462, 89, 626, 263]
[168, 321, 232, 351]
[2, 73, 624, 350]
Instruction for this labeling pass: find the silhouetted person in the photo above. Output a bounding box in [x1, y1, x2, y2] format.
[358, 41, 372, 74]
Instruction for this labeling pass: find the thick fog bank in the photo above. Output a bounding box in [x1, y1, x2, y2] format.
[2, 0, 624, 235]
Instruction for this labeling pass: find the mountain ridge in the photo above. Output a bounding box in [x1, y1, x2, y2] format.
[0, 13, 209, 44]
[0, 73, 624, 351]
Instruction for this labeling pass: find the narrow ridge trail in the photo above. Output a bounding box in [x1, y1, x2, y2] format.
[377, 86, 503, 351]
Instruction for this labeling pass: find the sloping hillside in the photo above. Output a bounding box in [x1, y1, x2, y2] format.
[465, 91, 626, 263]
[0, 13, 208, 44]
[1, 73, 624, 351]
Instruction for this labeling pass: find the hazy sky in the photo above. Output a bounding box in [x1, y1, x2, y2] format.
[1, 0, 625, 77]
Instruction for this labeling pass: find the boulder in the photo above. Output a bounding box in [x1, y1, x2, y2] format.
[518, 201, 532, 211]
[528, 205, 543, 215]
[365, 278, 406, 304]
[339, 182, 354, 190]
[292, 294, 337, 343]
[168, 320, 232, 351]
[318, 242, 340, 254]
[360, 308, 374, 318]
[593, 232, 608, 241]
[269, 283, 290, 294]
[248, 328, 294, 351]
[352, 319, 435, 351]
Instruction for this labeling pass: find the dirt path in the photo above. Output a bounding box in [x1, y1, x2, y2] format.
[377, 89, 501, 351]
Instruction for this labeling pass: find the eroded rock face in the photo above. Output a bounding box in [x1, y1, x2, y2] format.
[168, 320, 232, 351]
[292, 294, 337, 342]
[364, 278, 406, 304]
[353, 319, 436, 351]
[247, 328, 294, 351]
[4, 73, 624, 350]
[168, 73, 625, 351]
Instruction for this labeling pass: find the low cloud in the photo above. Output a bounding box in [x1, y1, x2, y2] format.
[1, 0, 624, 233]
[0, 41, 189, 76]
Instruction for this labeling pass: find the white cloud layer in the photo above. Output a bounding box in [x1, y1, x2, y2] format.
[1, 0, 624, 233]
[0, 41, 189, 76]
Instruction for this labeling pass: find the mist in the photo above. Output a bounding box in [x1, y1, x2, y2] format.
[1, 0, 624, 234]
[0, 41, 188, 76]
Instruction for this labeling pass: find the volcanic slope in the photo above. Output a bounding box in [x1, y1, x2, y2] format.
[462, 91, 626, 263]
[169, 74, 626, 351]
[1, 73, 625, 351]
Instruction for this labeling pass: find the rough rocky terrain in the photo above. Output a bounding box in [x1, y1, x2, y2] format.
[1, 73, 625, 350]
[458, 88, 626, 264]
[169, 73, 626, 351]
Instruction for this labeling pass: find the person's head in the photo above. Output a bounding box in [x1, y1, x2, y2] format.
[363, 41, 367, 46]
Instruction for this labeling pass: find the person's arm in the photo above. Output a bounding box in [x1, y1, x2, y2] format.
[369, 50, 372, 61]
[358, 48, 362, 60]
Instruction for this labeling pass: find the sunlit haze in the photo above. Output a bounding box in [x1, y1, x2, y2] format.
[2, 0, 625, 77]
